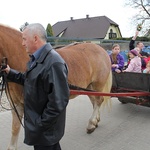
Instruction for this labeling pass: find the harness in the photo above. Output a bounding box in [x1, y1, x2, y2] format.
[0, 57, 24, 127]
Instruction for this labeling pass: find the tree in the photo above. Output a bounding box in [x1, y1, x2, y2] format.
[125, 0, 150, 36]
[46, 23, 54, 37]
[46, 23, 55, 45]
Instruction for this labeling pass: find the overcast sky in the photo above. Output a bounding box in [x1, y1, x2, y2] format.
[0, 0, 138, 37]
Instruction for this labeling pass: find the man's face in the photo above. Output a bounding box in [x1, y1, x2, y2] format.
[137, 42, 144, 50]
[22, 29, 35, 55]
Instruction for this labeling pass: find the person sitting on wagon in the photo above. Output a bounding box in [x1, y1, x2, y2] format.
[109, 44, 124, 73]
[143, 61, 150, 73]
[123, 49, 142, 73]
[129, 30, 149, 70]
[126, 47, 141, 67]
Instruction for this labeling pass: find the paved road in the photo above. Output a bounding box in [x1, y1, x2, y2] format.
[0, 96, 150, 150]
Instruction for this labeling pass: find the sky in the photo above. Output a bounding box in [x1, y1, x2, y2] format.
[0, 0, 138, 37]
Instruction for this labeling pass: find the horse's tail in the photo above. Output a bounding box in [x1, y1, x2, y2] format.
[102, 70, 112, 108]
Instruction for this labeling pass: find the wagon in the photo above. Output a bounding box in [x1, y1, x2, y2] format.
[112, 72, 150, 107]
[70, 71, 150, 107]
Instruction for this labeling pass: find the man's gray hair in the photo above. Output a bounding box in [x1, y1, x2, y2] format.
[23, 23, 47, 41]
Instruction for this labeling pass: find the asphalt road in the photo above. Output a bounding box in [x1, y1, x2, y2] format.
[0, 96, 150, 150]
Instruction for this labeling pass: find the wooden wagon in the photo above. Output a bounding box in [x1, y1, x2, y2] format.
[112, 72, 150, 107]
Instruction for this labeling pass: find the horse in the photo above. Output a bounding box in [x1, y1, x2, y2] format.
[0, 24, 112, 150]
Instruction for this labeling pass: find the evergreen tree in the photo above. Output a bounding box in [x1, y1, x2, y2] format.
[46, 23, 55, 45]
[46, 23, 54, 36]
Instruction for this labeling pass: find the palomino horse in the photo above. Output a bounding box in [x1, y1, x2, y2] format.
[0, 24, 112, 150]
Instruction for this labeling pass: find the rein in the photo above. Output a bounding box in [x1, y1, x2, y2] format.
[68, 83, 95, 92]
[0, 57, 24, 127]
[0, 57, 9, 110]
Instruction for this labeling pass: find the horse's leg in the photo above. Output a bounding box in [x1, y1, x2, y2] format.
[7, 103, 24, 150]
[86, 71, 112, 134]
[86, 95, 104, 134]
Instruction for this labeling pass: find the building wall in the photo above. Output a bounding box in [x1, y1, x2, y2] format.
[105, 25, 122, 39]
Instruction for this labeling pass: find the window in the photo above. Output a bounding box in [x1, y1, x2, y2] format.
[109, 29, 117, 39]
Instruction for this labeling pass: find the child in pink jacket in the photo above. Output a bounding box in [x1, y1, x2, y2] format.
[123, 49, 142, 73]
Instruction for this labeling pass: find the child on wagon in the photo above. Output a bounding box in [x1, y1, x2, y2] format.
[123, 49, 142, 73]
[143, 61, 150, 73]
[109, 44, 124, 73]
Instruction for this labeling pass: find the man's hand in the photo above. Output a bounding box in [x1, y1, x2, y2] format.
[132, 30, 139, 40]
[2, 65, 10, 74]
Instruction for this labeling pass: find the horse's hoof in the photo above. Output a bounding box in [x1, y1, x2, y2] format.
[86, 127, 96, 134]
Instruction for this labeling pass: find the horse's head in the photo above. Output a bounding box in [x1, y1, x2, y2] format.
[0, 24, 29, 72]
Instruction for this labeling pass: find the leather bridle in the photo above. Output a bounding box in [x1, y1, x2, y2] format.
[0, 57, 7, 75]
[0, 57, 24, 127]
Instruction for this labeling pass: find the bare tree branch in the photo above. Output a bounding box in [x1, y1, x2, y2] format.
[124, 0, 150, 36]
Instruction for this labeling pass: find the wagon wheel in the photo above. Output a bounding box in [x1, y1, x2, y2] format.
[118, 97, 128, 104]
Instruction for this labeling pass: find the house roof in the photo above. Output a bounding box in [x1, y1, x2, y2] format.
[52, 15, 119, 39]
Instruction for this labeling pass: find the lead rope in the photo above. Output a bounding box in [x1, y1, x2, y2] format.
[3, 72, 24, 128]
[0, 75, 12, 111]
[0, 57, 24, 128]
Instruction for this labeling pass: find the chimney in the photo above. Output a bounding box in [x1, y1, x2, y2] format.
[70, 17, 73, 20]
[86, 14, 89, 19]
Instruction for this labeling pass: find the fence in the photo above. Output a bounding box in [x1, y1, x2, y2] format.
[47, 36, 130, 46]
[47, 36, 150, 63]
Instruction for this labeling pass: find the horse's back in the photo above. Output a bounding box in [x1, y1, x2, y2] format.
[56, 43, 111, 89]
